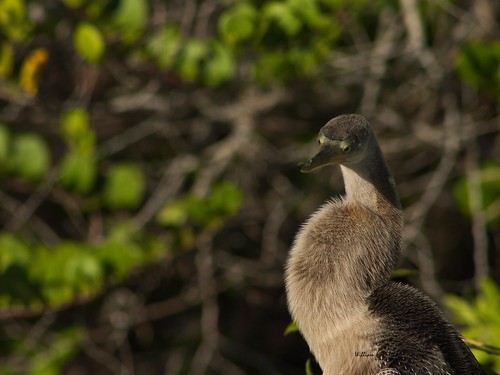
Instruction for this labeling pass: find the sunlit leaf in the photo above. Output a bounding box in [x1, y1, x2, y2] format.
[284, 321, 299, 335]
[218, 3, 257, 45]
[204, 42, 237, 86]
[445, 295, 479, 326]
[0, 233, 30, 271]
[288, 0, 328, 28]
[156, 200, 188, 227]
[30, 327, 84, 374]
[177, 39, 207, 82]
[95, 239, 143, 279]
[64, 250, 102, 287]
[454, 162, 500, 227]
[60, 107, 95, 154]
[305, 358, 314, 375]
[0, 0, 32, 40]
[73, 22, 105, 64]
[57, 152, 97, 194]
[146, 25, 180, 68]
[10, 133, 50, 180]
[263, 2, 302, 36]
[391, 268, 419, 279]
[112, 0, 148, 41]
[446, 279, 500, 372]
[103, 164, 145, 209]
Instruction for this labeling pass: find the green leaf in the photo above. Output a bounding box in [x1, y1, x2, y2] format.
[445, 279, 500, 372]
[29, 242, 103, 303]
[30, 327, 84, 374]
[445, 295, 479, 326]
[288, 0, 329, 28]
[10, 133, 50, 180]
[218, 3, 257, 45]
[391, 268, 419, 279]
[305, 358, 314, 375]
[62, 251, 103, 297]
[455, 41, 500, 96]
[146, 25, 180, 68]
[60, 107, 95, 154]
[177, 39, 207, 82]
[156, 200, 188, 227]
[263, 2, 302, 36]
[284, 321, 299, 335]
[252, 51, 290, 83]
[57, 152, 97, 194]
[0, 233, 30, 271]
[208, 181, 242, 218]
[184, 195, 211, 226]
[476, 279, 500, 326]
[95, 239, 143, 279]
[453, 162, 500, 227]
[73, 22, 105, 64]
[0, 0, 32, 41]
[112, 0, 148, 41]
[204, 42, 237, 86]
[103, 164, 145, 209]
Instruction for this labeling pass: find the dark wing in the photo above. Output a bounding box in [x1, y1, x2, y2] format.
[368, 282, 485, 375]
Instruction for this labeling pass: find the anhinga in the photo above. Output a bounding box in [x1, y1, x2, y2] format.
[285, 114, 484, 374]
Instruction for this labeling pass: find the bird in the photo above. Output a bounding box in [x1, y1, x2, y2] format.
[285, 114, 485, 375]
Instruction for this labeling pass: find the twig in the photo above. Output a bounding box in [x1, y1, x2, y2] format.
[180, 0, 198, 38]
[465, 140, 490, 289]
[405, 95, 462, 225]
[403, 95, 462, 299]
[96, 118, 165, 159]
[399, 0, 443, 81]
[133, 154, 198, 227]
[191, 87, 286, 196]
[84, 334, 125, 375]
[189, 230, 219, 374]
[464, 337, 500, 356]
[360, 10, 401, 117]
[5, 168, 58, 232]
[0, 190, 59, 243]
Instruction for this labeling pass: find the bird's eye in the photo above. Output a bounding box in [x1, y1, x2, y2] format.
[341, 142, 352, 153]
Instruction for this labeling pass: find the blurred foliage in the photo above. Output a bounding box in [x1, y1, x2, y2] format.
[0, 326, 83, 375]
[446, 279, 500, 373]
[0, 227, 163, 306]
[454, 162, 500, 228]
[455, 41, 500, 97]
[0, 0, 498, 373]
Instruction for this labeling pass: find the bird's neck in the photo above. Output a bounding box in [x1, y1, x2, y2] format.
[340, 146, 401, 212]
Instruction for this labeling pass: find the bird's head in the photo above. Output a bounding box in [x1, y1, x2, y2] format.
[300, 114, 374, 173]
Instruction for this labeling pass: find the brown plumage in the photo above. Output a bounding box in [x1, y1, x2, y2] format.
[285, 114, 484, 374]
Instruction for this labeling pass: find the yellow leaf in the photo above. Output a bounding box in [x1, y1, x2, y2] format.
[19, 48, 48, 96]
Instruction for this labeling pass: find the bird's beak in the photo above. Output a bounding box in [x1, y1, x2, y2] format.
[299, 142, 345, 173]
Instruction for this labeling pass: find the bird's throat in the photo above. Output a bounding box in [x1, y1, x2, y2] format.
[340, 146, 401, 212]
